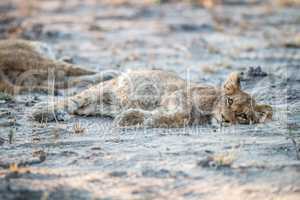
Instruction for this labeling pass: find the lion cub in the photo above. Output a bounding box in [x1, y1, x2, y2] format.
[32, 69, 272, 127]
[0, 40, 112, 94]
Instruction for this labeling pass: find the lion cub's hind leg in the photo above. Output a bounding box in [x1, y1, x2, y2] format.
[145, 90, 192, 128]
[74, 87, 121, 118]
[113, 90, 192, 128]
[113, 109, 151, 128]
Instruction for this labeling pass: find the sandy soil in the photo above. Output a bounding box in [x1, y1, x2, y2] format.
[0, 0, 300, 199]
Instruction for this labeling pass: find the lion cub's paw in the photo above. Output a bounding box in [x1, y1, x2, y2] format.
[31, 102, 70, 122]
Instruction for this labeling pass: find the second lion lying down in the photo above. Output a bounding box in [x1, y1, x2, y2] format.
[32, 69, 272, 128]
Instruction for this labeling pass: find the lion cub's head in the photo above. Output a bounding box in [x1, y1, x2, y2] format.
[213, 72, 272, 125]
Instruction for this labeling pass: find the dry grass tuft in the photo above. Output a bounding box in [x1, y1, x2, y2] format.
[211, 152, 236, 167]
[198, 151, 236, 168]
[283, 34, 300, 48]
[8, 128, 15, 144]
[9, 163, 19, 173]
[73, 121, 86, 134]
[194, 0, 219, 8]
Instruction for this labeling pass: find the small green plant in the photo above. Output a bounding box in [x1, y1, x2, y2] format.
[0, 92, 13, 102]
[288, 127, 300, 160]
[8, 128, 16, 144]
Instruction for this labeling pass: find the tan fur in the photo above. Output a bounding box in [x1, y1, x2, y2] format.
[0, 39, 104, 94]
[32, 70, 273, 127]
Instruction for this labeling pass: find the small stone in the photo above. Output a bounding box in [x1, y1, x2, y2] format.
[247, 66, 267, 77]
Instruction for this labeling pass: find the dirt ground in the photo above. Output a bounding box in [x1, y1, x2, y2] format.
[0, 0, 300, 199]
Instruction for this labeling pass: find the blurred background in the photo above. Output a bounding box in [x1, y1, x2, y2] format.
[1, 1, 300, 200]
[1, 0, 299, 98]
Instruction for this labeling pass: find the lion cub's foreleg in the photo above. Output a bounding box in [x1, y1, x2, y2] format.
[32, 80, 119, 122]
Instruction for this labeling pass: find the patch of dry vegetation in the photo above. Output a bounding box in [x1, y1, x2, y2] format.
[192, 0, 219, 8]
[99, 0, 219, 7]
[283, 34, 300, 48]
[8, 163, 19, 173]
[275, 0, 300, 7]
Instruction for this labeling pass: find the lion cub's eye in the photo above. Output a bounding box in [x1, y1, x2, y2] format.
[225, 97, 233, 107]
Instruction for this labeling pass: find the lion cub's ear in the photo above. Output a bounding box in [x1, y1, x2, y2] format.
[223, 72, 241, 95]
